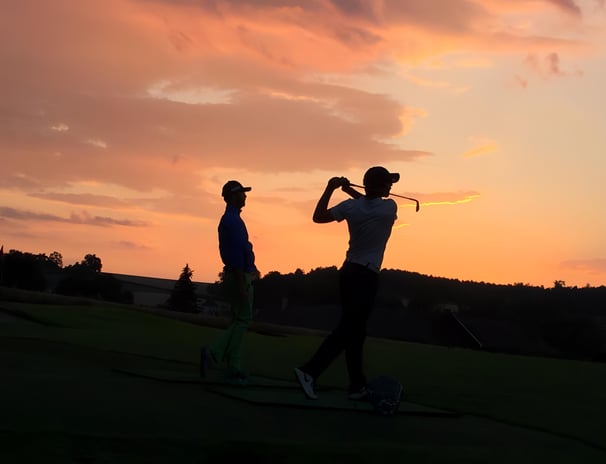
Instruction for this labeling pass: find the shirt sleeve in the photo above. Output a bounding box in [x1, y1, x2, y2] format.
[388, 198, 398, 220]
[329, 199, 353, 222]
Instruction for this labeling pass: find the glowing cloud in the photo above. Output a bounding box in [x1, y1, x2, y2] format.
[0, 0, 604, 287]
[86, 139, 109, 149]
[50, 123, 69, 132]
[414, 192, 481, 208]
[462, 137, 499, 158]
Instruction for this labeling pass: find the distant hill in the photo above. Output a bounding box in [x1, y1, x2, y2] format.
[108, 273, 209, 307]
[106, 270, 605, 362]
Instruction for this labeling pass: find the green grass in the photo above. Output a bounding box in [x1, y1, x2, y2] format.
[1, 290, 606, 462]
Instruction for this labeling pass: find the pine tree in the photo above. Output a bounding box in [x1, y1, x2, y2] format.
[167, 264, 198, 312]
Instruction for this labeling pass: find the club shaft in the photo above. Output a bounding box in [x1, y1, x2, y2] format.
[388, 192, 419, 202]
[349, 183, 420, 205]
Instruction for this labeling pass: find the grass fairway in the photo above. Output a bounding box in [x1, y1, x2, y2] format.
[1, 292, 606, 463]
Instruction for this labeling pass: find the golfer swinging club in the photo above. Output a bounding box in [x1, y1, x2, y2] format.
[295, 166, 399, 400]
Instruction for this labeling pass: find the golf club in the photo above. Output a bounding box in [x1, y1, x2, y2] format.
[349, 183, 420, 212]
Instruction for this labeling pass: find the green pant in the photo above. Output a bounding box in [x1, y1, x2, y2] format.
[209, 272, 253, 370]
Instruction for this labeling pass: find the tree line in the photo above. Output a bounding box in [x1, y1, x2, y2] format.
[0, 248, 132, 303]
[233, 266, 606, 316]
[233, 266, 606, 362]
[2, 246, 605, 361]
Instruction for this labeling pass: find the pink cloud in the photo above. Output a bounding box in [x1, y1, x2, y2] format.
[546, 0, 582, 16]
[27, 193, 135, 209]
[523, 51, 584, 79]
[0, 206, 148, 227]
[0, 0, 598, 243]
[113, 240, 152, 250]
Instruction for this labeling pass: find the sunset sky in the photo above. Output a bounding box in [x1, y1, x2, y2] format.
[2, 0, 605, 288]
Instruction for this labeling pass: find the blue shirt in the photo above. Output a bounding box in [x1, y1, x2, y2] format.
[218, 204, 256, 273]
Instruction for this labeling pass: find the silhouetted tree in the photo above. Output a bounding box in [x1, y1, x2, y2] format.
[55, 267, 132, 303]
[167, 264, 198, 313]
[48, 251, 63, 268]
[2, 249, 47, 291]
[62, 253, 102, 274]
[54, 253, 131, 303]
[82, 254, 102, 272]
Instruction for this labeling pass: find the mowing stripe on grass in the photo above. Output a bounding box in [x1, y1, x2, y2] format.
[205, 386, 460, 417]
[113, 367, 303, 389]
[113, 367, 341, 391]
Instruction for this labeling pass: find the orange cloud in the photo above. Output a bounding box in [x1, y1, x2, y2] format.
[462, 137, 499, 158]
[1, 0, 603, 288]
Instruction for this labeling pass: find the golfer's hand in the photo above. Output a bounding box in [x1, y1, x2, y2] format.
[327, 177, 348, 190]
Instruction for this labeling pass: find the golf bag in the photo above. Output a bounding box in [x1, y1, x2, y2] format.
[366, 375, 403, 416]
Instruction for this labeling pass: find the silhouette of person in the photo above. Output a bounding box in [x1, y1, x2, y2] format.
[200, 180, 259, 384]
[295, 166, 399, 399]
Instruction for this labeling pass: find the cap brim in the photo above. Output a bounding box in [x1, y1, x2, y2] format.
[389, 173, 400, 183]
[230, 186, 252, 193]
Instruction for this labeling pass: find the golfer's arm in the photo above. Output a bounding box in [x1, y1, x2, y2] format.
[342, 185, 363, 199]
[313, 188, 336, 223]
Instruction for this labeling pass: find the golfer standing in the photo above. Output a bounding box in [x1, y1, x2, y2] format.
[295, 166, 399, 399]
[200, 180, 258, 384]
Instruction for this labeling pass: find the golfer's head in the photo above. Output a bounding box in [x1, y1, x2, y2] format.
[363, 166, 399, 197]
[222, 180, 251, 206]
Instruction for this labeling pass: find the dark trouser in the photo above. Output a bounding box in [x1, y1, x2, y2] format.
[300, 261, 379, 391]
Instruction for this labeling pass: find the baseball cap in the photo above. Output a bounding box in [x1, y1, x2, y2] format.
[221, 180, 252, 198]
[363, 166, 400, 186]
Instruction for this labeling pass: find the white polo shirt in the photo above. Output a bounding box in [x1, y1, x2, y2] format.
[330, 197, 397, 273]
